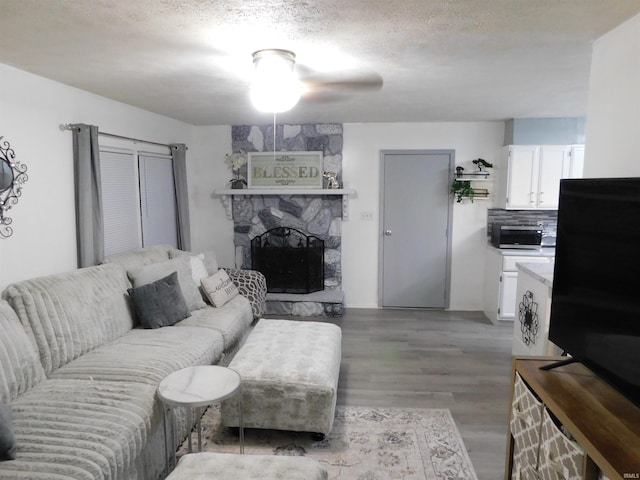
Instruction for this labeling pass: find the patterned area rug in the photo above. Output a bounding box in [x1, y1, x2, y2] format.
[177, 406, 478, 480]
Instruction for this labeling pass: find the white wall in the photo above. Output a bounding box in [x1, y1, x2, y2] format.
[0, 63, 192, 291]
[584, 13, 640, 177]
[188, 126, 234, 262]
[342, 122, 505, 309]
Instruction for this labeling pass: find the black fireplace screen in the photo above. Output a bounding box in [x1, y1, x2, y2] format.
[251, 227, 324, 294]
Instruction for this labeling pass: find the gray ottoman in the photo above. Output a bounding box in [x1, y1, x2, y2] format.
[221, 319, 342, 436]
[166, 452, 328, 480]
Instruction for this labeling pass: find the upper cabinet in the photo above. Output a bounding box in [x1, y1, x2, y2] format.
[495, 145, 584, 210]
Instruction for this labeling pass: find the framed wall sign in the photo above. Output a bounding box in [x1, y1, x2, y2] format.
[248, 151, 323, 188]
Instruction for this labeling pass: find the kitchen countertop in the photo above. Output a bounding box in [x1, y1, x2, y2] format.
[516, 262, 554, 287]
[487, 245, 556, 257]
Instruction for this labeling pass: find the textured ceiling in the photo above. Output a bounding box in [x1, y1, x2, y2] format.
[1, 1, 639, 125]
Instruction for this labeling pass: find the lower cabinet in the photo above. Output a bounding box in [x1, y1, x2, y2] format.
[484, 249, 553, 324]
[506, 358, 640, 480]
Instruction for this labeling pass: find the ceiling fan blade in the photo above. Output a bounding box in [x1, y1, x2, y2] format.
[298, 67, 383, 101]
[301, 70, 383, 91]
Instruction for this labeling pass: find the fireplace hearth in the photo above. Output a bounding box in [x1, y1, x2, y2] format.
[251, 227, 324, 294]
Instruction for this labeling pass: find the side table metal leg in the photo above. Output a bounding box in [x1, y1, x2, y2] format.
[238, 394, 244, 454]
[162, 405, 169, 475]
[163, 405, 177, 472]
[187, 407, 193, 453]
[197, 408, 202, 452]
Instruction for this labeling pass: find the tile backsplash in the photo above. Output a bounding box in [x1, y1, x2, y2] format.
[487, 209, 558, 240]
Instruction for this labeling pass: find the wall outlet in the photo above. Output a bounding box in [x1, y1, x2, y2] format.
[361, 211, 374, 221]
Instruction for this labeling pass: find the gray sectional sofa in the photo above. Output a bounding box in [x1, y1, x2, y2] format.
[0, 244, 266, 480]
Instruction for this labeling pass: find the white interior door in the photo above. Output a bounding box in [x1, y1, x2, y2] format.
[380, 150, 453, 308]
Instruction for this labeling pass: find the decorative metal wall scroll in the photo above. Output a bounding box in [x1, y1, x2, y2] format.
[0, 136, 28, 238]
[519, 290, 539, 346]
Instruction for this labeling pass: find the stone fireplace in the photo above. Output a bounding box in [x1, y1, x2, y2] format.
[227, 123, 345, 317]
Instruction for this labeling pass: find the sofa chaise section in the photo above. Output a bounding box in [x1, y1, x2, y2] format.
[0, 300, 156, 480]
[6, 378, 158, 480]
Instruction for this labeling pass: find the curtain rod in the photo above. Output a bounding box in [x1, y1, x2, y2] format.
[60, 123, 181, 149]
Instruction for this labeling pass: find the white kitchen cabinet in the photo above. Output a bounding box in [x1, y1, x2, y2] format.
[499, 271, 519, 319]
[496, 145, 584, 210]
[483, 248, 554, 324]
[568, 144, 585, 178]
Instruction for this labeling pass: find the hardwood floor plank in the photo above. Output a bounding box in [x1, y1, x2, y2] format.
[266, 309, 514, 480]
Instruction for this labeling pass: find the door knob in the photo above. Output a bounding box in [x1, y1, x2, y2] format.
[384, 229, 393, 236]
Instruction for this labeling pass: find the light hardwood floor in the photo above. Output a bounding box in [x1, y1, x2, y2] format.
[273, 308, 515, 480]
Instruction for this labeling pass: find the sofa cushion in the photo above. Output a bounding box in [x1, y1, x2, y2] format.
[201, 270, 239, 307]
[130, 258, 206, 312]
[189, 254, 209, 284]
[5, 378, 156, 480]
[0, 301, 45, 403]
[2, 264, 134, 376]
[0, 404, 16, 461]
[128, 272, 190, 329]
[174, 296, 253, 355]
[102, 244, 174, 281]
[49, 326, 225, 385]
[170, 249, 219, 275]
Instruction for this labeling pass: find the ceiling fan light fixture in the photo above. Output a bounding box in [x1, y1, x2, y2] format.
[250, 49, 301, 113]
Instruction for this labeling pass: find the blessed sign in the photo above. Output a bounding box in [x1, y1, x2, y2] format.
[248, 151, 323, 188]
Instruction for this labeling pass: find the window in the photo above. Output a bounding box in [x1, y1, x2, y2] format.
[99, 145, 178, 257]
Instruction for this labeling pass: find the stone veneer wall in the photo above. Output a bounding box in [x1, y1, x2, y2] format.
[230, 123, 343, 292]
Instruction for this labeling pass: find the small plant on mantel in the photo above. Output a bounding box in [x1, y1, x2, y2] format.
[225, 150, 248, 189]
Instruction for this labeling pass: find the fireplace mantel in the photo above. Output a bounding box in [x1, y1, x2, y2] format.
[213, 188, 356, 219]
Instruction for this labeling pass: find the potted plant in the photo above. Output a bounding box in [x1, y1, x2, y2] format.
[225, 150, 248, 189]
[472, 158, 493, 172]
[451, 179, 475, 203]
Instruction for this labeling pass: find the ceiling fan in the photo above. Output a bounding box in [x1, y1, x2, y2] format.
[250, 48, 383, 113]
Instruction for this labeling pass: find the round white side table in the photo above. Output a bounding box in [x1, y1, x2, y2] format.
[158, 365, 244, 472]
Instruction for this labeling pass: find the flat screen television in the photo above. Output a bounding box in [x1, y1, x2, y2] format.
[548, 177, 640, 407]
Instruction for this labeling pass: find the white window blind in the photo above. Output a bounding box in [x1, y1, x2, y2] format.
[139, 154, 178, 248]
[100, 148, 142, 256]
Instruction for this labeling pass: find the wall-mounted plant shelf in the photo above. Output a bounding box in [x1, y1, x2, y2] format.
[451, 170, 492, 203]
[455, 172, 491, 180]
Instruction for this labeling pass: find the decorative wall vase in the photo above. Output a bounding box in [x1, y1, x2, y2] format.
[0, 136, 28, 239]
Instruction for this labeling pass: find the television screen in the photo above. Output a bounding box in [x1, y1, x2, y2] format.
[549, 177, 640, 407]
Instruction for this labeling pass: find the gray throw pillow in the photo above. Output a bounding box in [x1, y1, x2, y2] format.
[130, 258, 207, 311]
[127, 272, 191, 329]
[0, 404, 17, 461]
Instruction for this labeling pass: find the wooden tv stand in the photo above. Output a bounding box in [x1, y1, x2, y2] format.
[505, 356, 640, 480]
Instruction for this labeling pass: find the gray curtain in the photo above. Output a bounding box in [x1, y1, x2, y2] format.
[170, 143, 191, 251]
[72, 124, 104, 267]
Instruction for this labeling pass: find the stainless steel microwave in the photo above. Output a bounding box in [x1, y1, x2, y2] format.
[491, 224, 543, 249]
